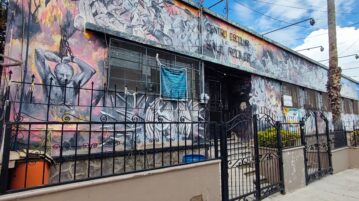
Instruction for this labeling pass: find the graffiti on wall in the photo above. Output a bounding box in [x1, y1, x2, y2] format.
[78, 0, 200, 53]
[341, 77, 358, 100]
[5, 0, 205, 156]
[202, 15, 329, 92]
[249, 75, 282, 118]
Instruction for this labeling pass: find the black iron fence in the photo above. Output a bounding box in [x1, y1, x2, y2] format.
[331, 122, 348, 150]
[0, 118, 219, 193]
[0, 78, 221, 194]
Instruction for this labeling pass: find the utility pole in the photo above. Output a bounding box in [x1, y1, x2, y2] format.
[327, 0, 341, 123]
[226, 0, 228, 19]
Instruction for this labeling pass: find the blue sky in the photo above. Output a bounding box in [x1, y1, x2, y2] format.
[197, 0, 359, 81]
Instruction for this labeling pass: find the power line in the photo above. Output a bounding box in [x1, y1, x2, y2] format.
[251, 0, 358, 14]
[282, 21, 359, 43]
[342, 67, 359, 70]
[234, 0, 310, 28]
[318, 53, 359, 62]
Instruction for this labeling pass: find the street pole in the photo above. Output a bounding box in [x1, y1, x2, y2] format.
[327, 0, 341, 122]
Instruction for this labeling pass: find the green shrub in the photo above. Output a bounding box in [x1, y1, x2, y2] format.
[258, 127, 300, 148]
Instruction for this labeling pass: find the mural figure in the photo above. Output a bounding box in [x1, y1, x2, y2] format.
[78, 0, 200, 52]
[35, 48, 96, 106]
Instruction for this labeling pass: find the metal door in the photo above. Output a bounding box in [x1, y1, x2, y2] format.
[302, 111, 333, 184]
[221, 113, 284, 201]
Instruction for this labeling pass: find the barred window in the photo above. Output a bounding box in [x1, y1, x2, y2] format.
[108, 39, 201, 98]
[282, 83, 299, 107]
[354, 101, 359, 114]
[344, 98, 354, 114]
[304, 89, 318, 109]
[321, 93, 330, 111]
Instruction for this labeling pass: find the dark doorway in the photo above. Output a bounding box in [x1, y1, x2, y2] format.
[205, 63, 251, 123]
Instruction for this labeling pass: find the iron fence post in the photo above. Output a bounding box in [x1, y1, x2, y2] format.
[253, 114, 261, 200]
[0, 101, 12, 194]
[220, 123, 229, 201]
[314, 112, 322, 174]
[214, 123, 219, 159]
[276, 121, 285, 194]
[299, 120, 309, 185]
[325, 118, 333, 174]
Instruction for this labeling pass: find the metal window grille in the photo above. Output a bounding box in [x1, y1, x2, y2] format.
[304, 89, 318, 110]
[282, 83, 299, 107]
[108, 39, 202, 99]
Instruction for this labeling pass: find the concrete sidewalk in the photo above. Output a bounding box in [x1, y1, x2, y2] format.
[264, 169, 359, 201]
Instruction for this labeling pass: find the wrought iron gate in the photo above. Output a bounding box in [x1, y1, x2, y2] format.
[302, 111, 333, 184]
[221, 113, 284, 201]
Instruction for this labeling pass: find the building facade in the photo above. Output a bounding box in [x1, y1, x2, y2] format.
[1, 0, 359, 195]
[4, 0, 359, 126]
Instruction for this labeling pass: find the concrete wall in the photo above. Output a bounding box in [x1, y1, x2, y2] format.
[331, 147, 359, 174]
[332, 147, 350, 174]
[349, 147, 359, 169]
[0, 160, 221, 201]
[282, 147, 306, 193]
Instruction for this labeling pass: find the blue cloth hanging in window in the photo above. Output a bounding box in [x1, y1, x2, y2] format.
[160, 66, 187, 100]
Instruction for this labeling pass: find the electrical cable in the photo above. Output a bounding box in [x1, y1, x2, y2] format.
[251, 0, 359, 14]
[234, 0, 310, 28]
[342, 67, 359, 70]
[281, 21, 359, 44]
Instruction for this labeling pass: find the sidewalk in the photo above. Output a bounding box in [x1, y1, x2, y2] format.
[264, 169, 359, 201]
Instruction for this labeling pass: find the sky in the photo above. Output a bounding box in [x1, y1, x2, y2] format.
[197, 0, 359, 81]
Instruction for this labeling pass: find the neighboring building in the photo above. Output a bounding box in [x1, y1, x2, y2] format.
[0, 0, 358, 198]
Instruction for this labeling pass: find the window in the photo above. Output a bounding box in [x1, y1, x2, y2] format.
[304, 89, 318, 109]
[108, 39, 202, 98]
[343, 98, 354, 114]
[321, 93, 330, 111]
[282, 83, 299, 107]
[354, 101, 359, 114]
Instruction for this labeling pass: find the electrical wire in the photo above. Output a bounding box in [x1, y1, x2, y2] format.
[342, 67, 359, 70]
[251, 0, 359, 14]
[233, 0, 310, 28]
[318, 53, 359, 62]
[281, 21, 359, 44]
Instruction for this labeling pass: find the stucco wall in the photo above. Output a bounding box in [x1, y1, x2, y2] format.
[331, 147, 359, 174]
[349, 147, 359, 169]
[332, 147, 350, 174]
[0, 160, 221, 201]
[282, 147, 306, 193]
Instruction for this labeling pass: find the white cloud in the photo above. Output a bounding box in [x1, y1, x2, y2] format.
[294, 26, 359, 81]
[249, 0, 356, 47]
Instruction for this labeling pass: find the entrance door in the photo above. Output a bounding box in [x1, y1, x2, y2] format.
[207, 79, 223, 122]
[303, 111, 333, 184]
[221, 113, 284, 201]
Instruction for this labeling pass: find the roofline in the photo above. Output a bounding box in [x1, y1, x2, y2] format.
[179, 0, 359, 84]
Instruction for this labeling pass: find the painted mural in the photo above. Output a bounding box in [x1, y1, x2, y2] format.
[249, 75, 282, 118]
[49, 0, 356, 98]
[341, 77, 359, 100]
[202, 14, 329, 93]
[5, 0, 206, 157]
[78, 0, 200, 53]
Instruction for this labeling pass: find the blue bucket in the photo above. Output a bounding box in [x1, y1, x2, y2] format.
[182, 154, 207, 163]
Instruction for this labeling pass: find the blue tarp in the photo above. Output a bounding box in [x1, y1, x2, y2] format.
[160, 66, 187, 100]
